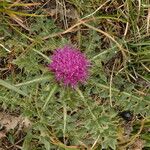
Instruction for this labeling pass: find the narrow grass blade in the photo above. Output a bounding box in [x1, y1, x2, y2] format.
[76, 88, 102, 132]
[8, 3, 41, 8]
[42, 84, 57, 110]
[33, 49, 51, 63]
[94, 82, 150, 103]
[91, 46, 116, 61]
[15, 75, 52, 87]
[0, 79, 28, 97]
[63, 102, 67, 144]
[6, 20, 34, 41]
[0, 9, 45, 17]
[0, 44, 11, 52]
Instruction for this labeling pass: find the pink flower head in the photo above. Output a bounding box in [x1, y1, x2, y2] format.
[49, 45, 90, 87]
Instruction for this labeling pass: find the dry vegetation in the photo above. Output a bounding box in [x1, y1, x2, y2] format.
[0, 0, 150, 150]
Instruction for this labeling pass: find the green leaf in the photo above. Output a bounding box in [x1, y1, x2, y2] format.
[15, 75, 52, 87]
[0, 79, 28, 97]
[39, 136, 51, 150]
[22, 132, 33, 150]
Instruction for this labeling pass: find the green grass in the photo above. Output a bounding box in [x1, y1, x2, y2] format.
[0, 0, 150, 149]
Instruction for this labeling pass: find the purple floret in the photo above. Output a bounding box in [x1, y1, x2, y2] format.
[48, 45, 90, 87]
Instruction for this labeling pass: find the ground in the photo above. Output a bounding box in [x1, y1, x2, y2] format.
[0, 0, 150, 150]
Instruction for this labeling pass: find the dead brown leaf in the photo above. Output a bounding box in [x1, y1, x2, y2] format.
[0, 112, 20, 132]
[0, 112, 31, 139]
[129, 138, 145, 150]
[0, 131, 6, 139]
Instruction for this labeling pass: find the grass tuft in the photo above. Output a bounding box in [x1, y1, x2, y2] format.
[0, 0, 150, 149]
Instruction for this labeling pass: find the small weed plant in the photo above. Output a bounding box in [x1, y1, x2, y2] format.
[0, 0, 150, 149]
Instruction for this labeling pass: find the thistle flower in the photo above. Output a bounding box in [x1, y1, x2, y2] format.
[48, 45, 90, 87]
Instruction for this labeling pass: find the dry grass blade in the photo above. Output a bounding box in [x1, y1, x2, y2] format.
[43, 21, 82, 39]
[0, 0, 149, 149]
[43, 16, 126, 40]
[147, 8, 150, 34]
[5, 19, 34, 41]
[119, 119, 145, 149]
[8, 13, 30, 31]
[7, 0, 21, 8]
[82, 0, 110, 19]
[0, 44, 11, 52]
[81, 21, 127, 60]
[141, 63, 150, 72]
[0, 9, 46, 17]
[6, 9, 45, 17]
[8, 2, 41, 8]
